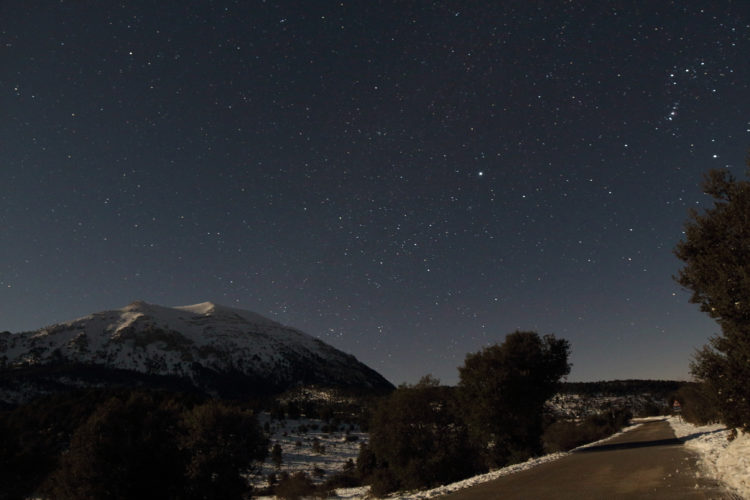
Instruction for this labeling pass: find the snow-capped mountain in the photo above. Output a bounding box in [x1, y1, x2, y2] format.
[0, 301, 393, 401]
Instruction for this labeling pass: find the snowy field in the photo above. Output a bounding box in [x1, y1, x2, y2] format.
[668, 416, 750, 499]
[253, 412, 366, 495]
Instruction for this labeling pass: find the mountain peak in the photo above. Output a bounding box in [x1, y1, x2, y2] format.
[175, 301, 218, 315]
[123, 299, 150, 311]
[174, 301, 279, 327]
[0, 301, 395, 402]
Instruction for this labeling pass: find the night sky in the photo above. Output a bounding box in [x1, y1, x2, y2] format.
[2, 1, 749, 385]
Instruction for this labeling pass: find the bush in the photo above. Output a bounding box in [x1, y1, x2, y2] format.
[542, 407, 632, 453]
[0, 389, 115, 500]
[637, 398, 664, 417]
[37, 391, 267, 500]
[542, 420, 587, 453]
[311, 437, 325, 454]
[180, 401, 269, 499]
[271, 443, 283, 468]
[458, 331, 571, 467]
[41, 392, 186, 500]
[274, 472, 319, 500]
[673, 383, 721, 425]
[322, 458, 361, 490]
[361, 376, 480, 495]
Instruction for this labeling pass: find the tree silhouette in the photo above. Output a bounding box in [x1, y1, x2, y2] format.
[458, 331, 570, 466]
[675, 166, 750, 431]
[363, 377, 479, 494]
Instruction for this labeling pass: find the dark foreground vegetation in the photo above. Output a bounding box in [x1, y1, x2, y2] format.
[0, 389, 268, 500]
[1, 331, 649, 500]
[357, 331, 574, 496]
[561, 379, 685, 398]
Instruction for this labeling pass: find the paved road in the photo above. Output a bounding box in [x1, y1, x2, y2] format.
[440, 420, 737, 499]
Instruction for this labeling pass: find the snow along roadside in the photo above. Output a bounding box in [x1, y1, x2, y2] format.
[368, 421, 648, 499]
[668, 416, 750, 499]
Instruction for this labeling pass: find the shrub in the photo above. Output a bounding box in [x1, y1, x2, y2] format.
[542, 420, 586, 453]
[637, 398, 663, 417]
[274, 472, 319, 500]
[368, 468, 400, 498]
[41, 392, 186, 500]
[271, 443, 283, 468]
[458, 331, 571, 467]
[311, 437, 325, 454]
[322, 459, 361, 490]
[673, 383, 721, 425]
[179, 401, 268, 499]
[542, 407, 632, 453]
[0, 389, 114, 500]
[38, 391, 267, 500]
[362, 376, 480, 495]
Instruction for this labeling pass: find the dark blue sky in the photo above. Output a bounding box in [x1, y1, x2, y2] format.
[2, 1, 749, 385]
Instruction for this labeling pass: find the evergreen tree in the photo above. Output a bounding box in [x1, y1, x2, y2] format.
[675, 166, 750, 431]
[42, 392, 186, 500]
[363, 376, 479, 495]
[40, 392, 267, 500]
[458, 331, 570, 467]
[180, 401, 268, 500]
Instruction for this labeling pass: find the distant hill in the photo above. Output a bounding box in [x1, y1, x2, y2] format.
[0, 301, 393, 406]
[545, 379, 689, 419]
[561, 379, 687, 397]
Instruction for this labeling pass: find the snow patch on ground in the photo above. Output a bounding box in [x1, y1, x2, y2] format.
[252, 413, 364, 496]
[668, 416, 750, 499]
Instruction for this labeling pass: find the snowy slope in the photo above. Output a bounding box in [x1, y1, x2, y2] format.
[0, 301, 392, 400]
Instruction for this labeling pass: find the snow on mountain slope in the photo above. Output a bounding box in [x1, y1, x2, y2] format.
[0, 301, 393, 400]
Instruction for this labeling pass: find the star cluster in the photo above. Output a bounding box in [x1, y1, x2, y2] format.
[2, 1, 749, 384]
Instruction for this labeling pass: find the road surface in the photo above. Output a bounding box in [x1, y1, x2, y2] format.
[440, 420, 738, 499]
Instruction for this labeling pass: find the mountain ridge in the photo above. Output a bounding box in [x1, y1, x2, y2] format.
[0, 301, 393, 404]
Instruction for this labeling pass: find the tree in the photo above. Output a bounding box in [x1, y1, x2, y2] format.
[458, 331, 570, 467]
[41, 392, 268, 500]
[673, 383, 720, 425]
[180, 401, 268, 500]
[42, 392, 186, 500]
[362, 376, 479, 495]
[675, 166, 750, 431]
